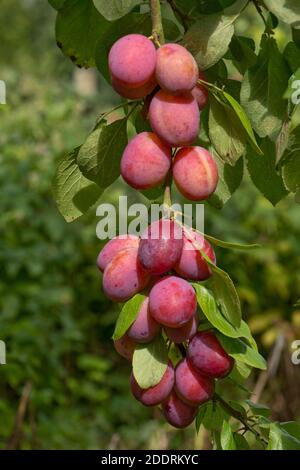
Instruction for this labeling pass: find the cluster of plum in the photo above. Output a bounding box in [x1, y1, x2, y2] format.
[96, 34, 230, 428]
[108, 33, 219, 201]
[97, 219, 234, 428]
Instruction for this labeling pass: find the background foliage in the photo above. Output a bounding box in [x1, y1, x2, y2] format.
[0, 0, 300, 449]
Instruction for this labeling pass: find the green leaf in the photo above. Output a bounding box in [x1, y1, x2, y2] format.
[49, 0, 66, 9]
[208, 153, 244, 208]
[193, 284, 251, 339]
[182, 1, 247, 70]
[280, 422, 300, 440]
[222, 91, 262, 155]
[263, 0, 300, 26]
[282, 126, 300, 193]
[56, 0, 110, 68]
[246, 400, 271, 418]
[284, 42, 300, 73]
[241, 36, 290, 139]
[112, 294, 145, 340]
[132, 335, 168, 389]
[78, 118, 128, 188]
[204, 233, 260, 251]
[228, 35, 256, 74]
[221, 420, 236, 450]
[234, 433, 249, 450]
[208, 266, 241, 327]
[209, 95, 246, 165]
[267, 423, 300, 450]
[216, 333, 267, 370]
[53, 147, 103, 223]
[95, 13, 151, 82]
[246, 138, 288, 206]
[230, 360, 252, 381]
[293, 28, 300, 49]
[93, 0, 142, 20]
[202, 401, 229, 431]
[195, 402, 209, 433]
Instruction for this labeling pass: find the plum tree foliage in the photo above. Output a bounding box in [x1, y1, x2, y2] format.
[49, 0, 300, 450]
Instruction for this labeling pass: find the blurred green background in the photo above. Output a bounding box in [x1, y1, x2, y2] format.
[0, 0, 299, 450]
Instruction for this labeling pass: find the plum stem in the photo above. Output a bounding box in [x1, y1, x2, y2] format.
[150, 0, 165, 46]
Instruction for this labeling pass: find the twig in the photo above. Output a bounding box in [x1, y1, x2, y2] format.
[6, 381, 32, 450]
[250, 334, 285, 404]
[215, 393, 268, 446]
[252, 0, 269, 29]
[150, 0, 165, 46]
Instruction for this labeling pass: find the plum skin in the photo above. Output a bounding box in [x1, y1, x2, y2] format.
[188, 331, 234, 378]
[138, 219, 183, 275]
[165, 315, 198, 344]
[149, 90, 200, 147]
[174, 230, 216, 281]
[162, 391, 198, 428]
[108, 34, 157, 99]
[97, 235, 139, 272]
[175, 358, 214, 406]
[156, 43, 198, 94]
[114, 333, 136, 361]
[130, 362, 175, 406]
[173, 146, 219, 201]
[121, 132, 171, 190]
[102, 247, 150, 302]
[127, 297, 160, 343]
[149, 275, 197, 328]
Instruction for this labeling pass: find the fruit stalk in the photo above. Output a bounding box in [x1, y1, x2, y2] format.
[150, 0, 165, 46]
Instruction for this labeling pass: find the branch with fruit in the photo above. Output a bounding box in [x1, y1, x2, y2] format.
[49, 0, 300, 450]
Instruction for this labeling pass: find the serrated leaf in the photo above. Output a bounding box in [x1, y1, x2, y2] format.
[132, 335, 168, 389]
[208, 153, 244, 208]
[112, 294, 145, 340]
[93, 0, 142, 21]
[78, 118, 128, 188]
[221, 420, 236, 450]
[53, 147, 103, 223]
[241, 36, 290, 139]
[56, 0, 110, 68]
[209, 95, 246, 165]
[195, 402, 209, 433]
[182, 1, 247, 70]
[264, 0, 300, 26]
[216, 333, 267, 370]
[246, 138, 288, 206]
